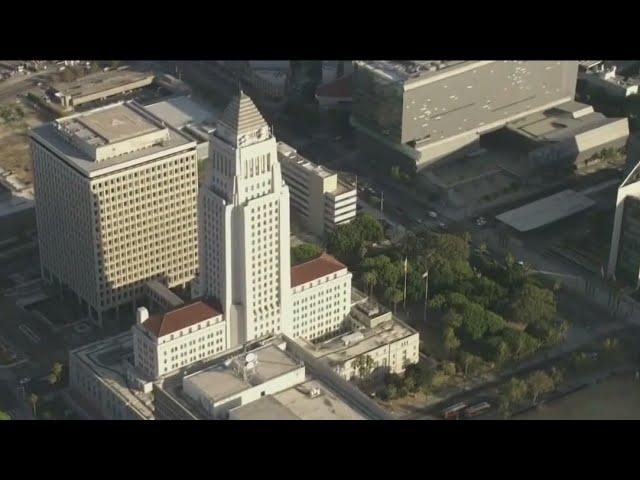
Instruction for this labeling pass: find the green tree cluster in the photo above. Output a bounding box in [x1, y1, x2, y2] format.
[326, 214, 384, 265]
[381, 364, 434, 400]
[291, 243, 323, 266]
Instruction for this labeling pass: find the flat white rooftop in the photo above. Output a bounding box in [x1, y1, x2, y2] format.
[304, 315, 417, 366]
[278, 141, 335, 179]
[144, 95, 219, 130]
[68, 103, 159, 144]
[230, 379, 365, 420]
[496, 189, 596, 232]
[183, 344, 302, 402]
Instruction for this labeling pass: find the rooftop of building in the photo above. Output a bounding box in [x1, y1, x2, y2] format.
[506, 101, 625, 143]
[228, 394, 299, 420]
[496, 189, 596, 232]
[356, 60, 481, 85]
[183, 343, 303, 402]
[51, 69, 154, 99]
[303, 310, 417, 365]
[230, 379, 365, 420]
[277, 141, 336, 179]
[70, 331, 155, 419]
[144, 280, 185, 309]
[142, 297, 222, 339]
[290, 253, 348, 288]
[143, 95, 219, 130]
[326, 177, 357, 197]
[30, 101, 195, 177]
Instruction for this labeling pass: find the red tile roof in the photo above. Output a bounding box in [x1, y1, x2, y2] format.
[142, 298, 222, 338]
[315, 73, 353, 100]
[291, 253, 347, 288]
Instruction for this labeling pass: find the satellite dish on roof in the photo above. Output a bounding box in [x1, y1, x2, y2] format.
[245, 353, 257, 363]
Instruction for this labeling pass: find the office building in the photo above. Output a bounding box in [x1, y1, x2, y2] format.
[608, 160, 640, 287]
[351, 60, 579, 169]
[30, 101, 199, 327]
[278, 142, 357, 237]
[290, 253, 352, 341]
[197, 91, 292, 347]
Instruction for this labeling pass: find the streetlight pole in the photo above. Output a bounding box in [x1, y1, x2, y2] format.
[423, 270, 429, 324]
[380, 191, 384, 213]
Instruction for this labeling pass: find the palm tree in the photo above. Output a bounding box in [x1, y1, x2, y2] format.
[387, 288, 403, 314]
[362, 271, 377, 297]
[28, 393, 38, 417]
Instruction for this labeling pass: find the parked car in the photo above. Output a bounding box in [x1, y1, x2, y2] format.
[428, 210, 438, 218]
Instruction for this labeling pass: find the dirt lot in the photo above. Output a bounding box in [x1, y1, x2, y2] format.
[0, 100, 53, 185]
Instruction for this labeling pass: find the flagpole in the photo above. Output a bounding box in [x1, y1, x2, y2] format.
[403, 257, 408, 311]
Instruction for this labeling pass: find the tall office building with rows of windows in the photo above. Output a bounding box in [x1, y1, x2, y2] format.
[30, 101, 199, 327]
[197, 92, 292, 347]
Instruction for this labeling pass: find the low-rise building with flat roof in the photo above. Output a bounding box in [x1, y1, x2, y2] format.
[144, 95, 218, 162]
[503, 101, 629, 170]
[298, 293, 419, 381]
[278, 141, 357, 237]
[69, 331, 155, 420]
[51, 69, 155, 110]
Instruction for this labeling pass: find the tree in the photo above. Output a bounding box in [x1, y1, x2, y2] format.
[509, 283, 557, 328]
[28, 393, 38, 417]
[526, 370, 555, 404]
[354, 214, 384, 243]
[48, 362, 64, 385]
[384, 287, 403, 313]
[0, 410, 10, 420]
[441, 361, 457, 377]
[362, 271, 377, 297]
[382, 383, 397, 401]
[549, 367, 564, 386]
[352, 355, 375, 380]
[291, 243, 322, 265]
[458, 351, 483, 377]
[442, 326, 461, 354]
[404, 363, 434, 393]
[498, 377, 527, 418]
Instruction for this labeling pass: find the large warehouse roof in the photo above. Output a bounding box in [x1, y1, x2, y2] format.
[496, 189, 596, 232]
